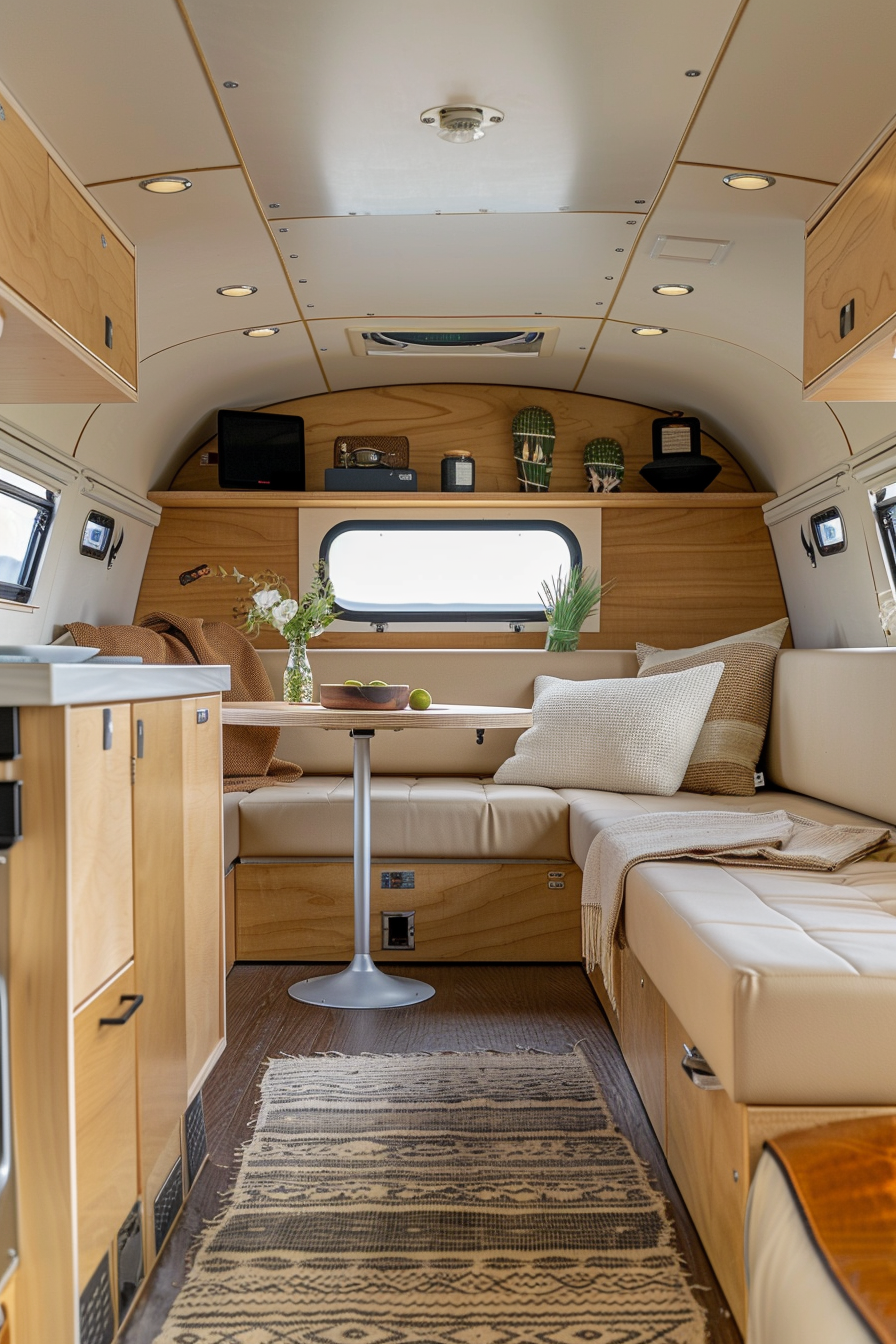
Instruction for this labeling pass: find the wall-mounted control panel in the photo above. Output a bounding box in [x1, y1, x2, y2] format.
[810, 506, 847, 556]
[80, 510, 115, 560]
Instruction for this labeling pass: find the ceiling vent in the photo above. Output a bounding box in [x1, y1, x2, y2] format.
[650, 234, 733, 265]
[347, 328, 559, 357]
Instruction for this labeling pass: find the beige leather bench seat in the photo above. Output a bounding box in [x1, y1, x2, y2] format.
[625, 857, 896, 1106]
[238, 776, 571, 860]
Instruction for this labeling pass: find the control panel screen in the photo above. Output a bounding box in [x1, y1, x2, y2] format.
[810, 506, 847, 556]
[80, 511, 114, 560]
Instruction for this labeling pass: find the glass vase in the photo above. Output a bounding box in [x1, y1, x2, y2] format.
[545, 624, 580, 653]
[283, 639, 313, 703]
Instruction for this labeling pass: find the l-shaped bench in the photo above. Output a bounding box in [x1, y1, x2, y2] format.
[223, 646, 896, 1331]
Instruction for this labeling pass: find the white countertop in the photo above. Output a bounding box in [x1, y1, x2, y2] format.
[0, 663, 231, 706]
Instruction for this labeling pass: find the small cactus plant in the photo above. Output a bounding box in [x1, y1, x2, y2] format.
[584, 437, 625, 492]
[512, 406, 556, 492]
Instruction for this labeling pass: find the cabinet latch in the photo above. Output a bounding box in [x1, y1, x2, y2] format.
[130, 756, 136, 786]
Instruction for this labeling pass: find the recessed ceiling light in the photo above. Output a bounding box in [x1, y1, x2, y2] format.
[217, 284, 257, 298]
[632, 326, 668, 336]
[139, 176, 192, 194]
[243, 326, 279, 338]
[653, 284, 693, 297]
[723, 171, 776, 190]
[420, 104, 503, 143]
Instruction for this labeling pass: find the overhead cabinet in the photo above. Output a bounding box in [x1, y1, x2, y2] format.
[804, 123, 896, 400]
[0, 85, 137, 402]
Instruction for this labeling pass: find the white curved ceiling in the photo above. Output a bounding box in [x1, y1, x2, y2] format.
[1, 0, 896, 493]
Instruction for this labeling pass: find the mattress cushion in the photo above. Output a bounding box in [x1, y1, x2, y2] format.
[557, 787, 890, 871]
[238, 776, 571, 860]
[223, 790, 246, 870]
[624, 855, 896, 1105]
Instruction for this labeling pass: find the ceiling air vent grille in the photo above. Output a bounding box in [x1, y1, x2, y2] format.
[347, 328, 559, 357]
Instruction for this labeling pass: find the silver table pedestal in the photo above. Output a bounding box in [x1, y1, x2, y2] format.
[288, 729, 435, 1009]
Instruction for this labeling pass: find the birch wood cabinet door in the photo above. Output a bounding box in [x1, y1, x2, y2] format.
[131, 699, 187, 1268]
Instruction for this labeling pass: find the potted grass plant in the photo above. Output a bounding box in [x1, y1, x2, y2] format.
[540, 565, 612, 652]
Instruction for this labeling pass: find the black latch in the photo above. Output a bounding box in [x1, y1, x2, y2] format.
[105, 315, 114, 349]
[0, 709, 19, 761]
[0, 782, 23, 849]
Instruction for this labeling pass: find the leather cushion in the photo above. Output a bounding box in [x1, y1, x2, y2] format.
[223, 791, 246, 871]
[238, 777, 572, 860]
[624, 856, 896, 1105]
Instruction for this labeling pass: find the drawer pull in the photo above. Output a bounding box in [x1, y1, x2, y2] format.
[681, 1043, 724, 1091]
[100, 994, 143, 1026]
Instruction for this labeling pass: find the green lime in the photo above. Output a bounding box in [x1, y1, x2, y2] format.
[343, 679, 363, 687]
[367, 680, 388, 687]
[408, 688, 432, 711]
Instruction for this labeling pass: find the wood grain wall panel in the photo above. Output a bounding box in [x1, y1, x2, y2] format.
[136, 500, 787, 651]
[134, 507, 299, 648]
[169, 384, 754, 494]
[0, 99, 51, 316]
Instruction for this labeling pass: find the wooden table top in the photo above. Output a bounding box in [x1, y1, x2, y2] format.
[222, 701, 533, 731]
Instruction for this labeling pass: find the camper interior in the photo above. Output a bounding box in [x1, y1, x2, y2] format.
[0, 2, 895, 1341]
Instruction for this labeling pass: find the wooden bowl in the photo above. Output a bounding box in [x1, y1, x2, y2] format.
[319, 683, 410, 711]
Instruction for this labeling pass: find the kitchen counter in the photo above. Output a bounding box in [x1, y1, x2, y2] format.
[0, 662, 231, 706]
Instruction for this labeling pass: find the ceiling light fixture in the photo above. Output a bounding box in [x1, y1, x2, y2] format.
[723, 171, 776, 190]
[243, 326, 279, 338]
[139, 176, 192, 193]
[632, 326, 668, 336]
[420, 104, 503, 144]
[217, 284, 257, 298]
[685, 69, 702, 77]
[653, 284, 693, 297]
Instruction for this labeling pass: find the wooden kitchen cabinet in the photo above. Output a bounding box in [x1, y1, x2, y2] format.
[804, 122, 896, 399]
[8, 684, 225, 1343]
[0, 79, 137, 403]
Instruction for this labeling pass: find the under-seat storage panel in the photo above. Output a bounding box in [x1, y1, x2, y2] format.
[235, 861, 582, 962]
[620, 948, 666, 1147]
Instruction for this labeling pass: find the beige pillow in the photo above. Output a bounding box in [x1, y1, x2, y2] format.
[493, 664, 724, 795]
[636, 618, 789, 796]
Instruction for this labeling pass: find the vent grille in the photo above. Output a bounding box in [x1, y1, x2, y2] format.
[650, 234, 733, 265]
[348, 327, 559, 357]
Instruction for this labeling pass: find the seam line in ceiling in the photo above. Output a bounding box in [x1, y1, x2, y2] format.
[172, 0, 332, 393]
[85, 163, 241, 188]
[573, 0, 753, 393]
[676, 160, 838, 187]
[136, 319, 305, 363]
[603, 314, 807, 381]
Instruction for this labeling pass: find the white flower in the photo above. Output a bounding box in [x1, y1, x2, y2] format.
[271, 598, 299, 630]
[254, 588, 281, 611]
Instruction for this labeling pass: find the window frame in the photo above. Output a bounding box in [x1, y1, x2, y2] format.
[0, 472, 56, 604]
[319, 518, 583, 624]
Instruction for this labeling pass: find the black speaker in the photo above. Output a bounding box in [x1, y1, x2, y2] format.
[217, 409, 305, 490]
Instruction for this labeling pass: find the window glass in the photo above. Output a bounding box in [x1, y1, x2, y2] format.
[321, 520, 582, 621]
[0, 466, 56, 603]
[872, 483, 896, 588]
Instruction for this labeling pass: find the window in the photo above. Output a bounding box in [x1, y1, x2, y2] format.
[0, 465, 56, 604]
[872, 483, 896, 589]
[321, 519, 582, 622]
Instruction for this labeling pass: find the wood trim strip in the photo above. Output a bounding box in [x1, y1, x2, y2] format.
[149, 490, 773, 509]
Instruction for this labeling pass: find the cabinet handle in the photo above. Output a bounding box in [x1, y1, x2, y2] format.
[100, 993, 143, 1026]
[680, 1043, 724, 1091]
[102, 707, 113, 751]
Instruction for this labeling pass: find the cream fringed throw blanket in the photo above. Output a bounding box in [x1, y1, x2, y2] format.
[583, 809, 891, 1011]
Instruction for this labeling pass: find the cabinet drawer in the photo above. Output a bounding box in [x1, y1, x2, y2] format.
[48, 160, 136, 387]
[805, 127, 896, 386]
[182, 695, 224, 1091]
[0, 99, 51, 315]
[74, 964, 139, 1296]
[665, 1007, 749, 1331]
[69, 705, 134, 1006]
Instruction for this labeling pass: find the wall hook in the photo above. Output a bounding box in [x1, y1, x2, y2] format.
[108, 527, 124, 569]
[800, 525, 816, 568]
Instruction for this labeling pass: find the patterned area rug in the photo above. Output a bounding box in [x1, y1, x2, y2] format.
[159, 1050, 706, 1343]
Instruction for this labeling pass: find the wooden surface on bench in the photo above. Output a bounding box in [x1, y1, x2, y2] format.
[768, 1115, 896, 1343]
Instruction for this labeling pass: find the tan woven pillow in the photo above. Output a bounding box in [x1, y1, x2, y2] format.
[636, 618, 789, 796]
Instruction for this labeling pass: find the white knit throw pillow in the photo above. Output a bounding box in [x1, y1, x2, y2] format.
[494, 663, 724, 794]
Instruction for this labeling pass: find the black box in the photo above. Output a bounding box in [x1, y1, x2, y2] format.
[324, 468, 417, 492]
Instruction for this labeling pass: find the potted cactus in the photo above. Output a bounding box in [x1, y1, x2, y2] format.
[584, 437, 625, 492]
[512, 405, 556, 492]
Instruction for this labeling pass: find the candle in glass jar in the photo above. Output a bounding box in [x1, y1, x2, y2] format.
[441, 450, 475, 492]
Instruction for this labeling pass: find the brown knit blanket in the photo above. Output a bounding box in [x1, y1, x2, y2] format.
[66, 613, 303, 792]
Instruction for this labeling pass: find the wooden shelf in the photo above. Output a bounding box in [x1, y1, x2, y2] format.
[148, 490, 774, 510]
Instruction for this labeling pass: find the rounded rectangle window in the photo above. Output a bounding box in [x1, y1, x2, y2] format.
[320, 519, 583, 623]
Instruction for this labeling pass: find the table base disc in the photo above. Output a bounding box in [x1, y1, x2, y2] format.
[287, 956, 435, 1009]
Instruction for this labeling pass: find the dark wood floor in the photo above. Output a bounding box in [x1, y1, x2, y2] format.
[120, 963, 741, 1343]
